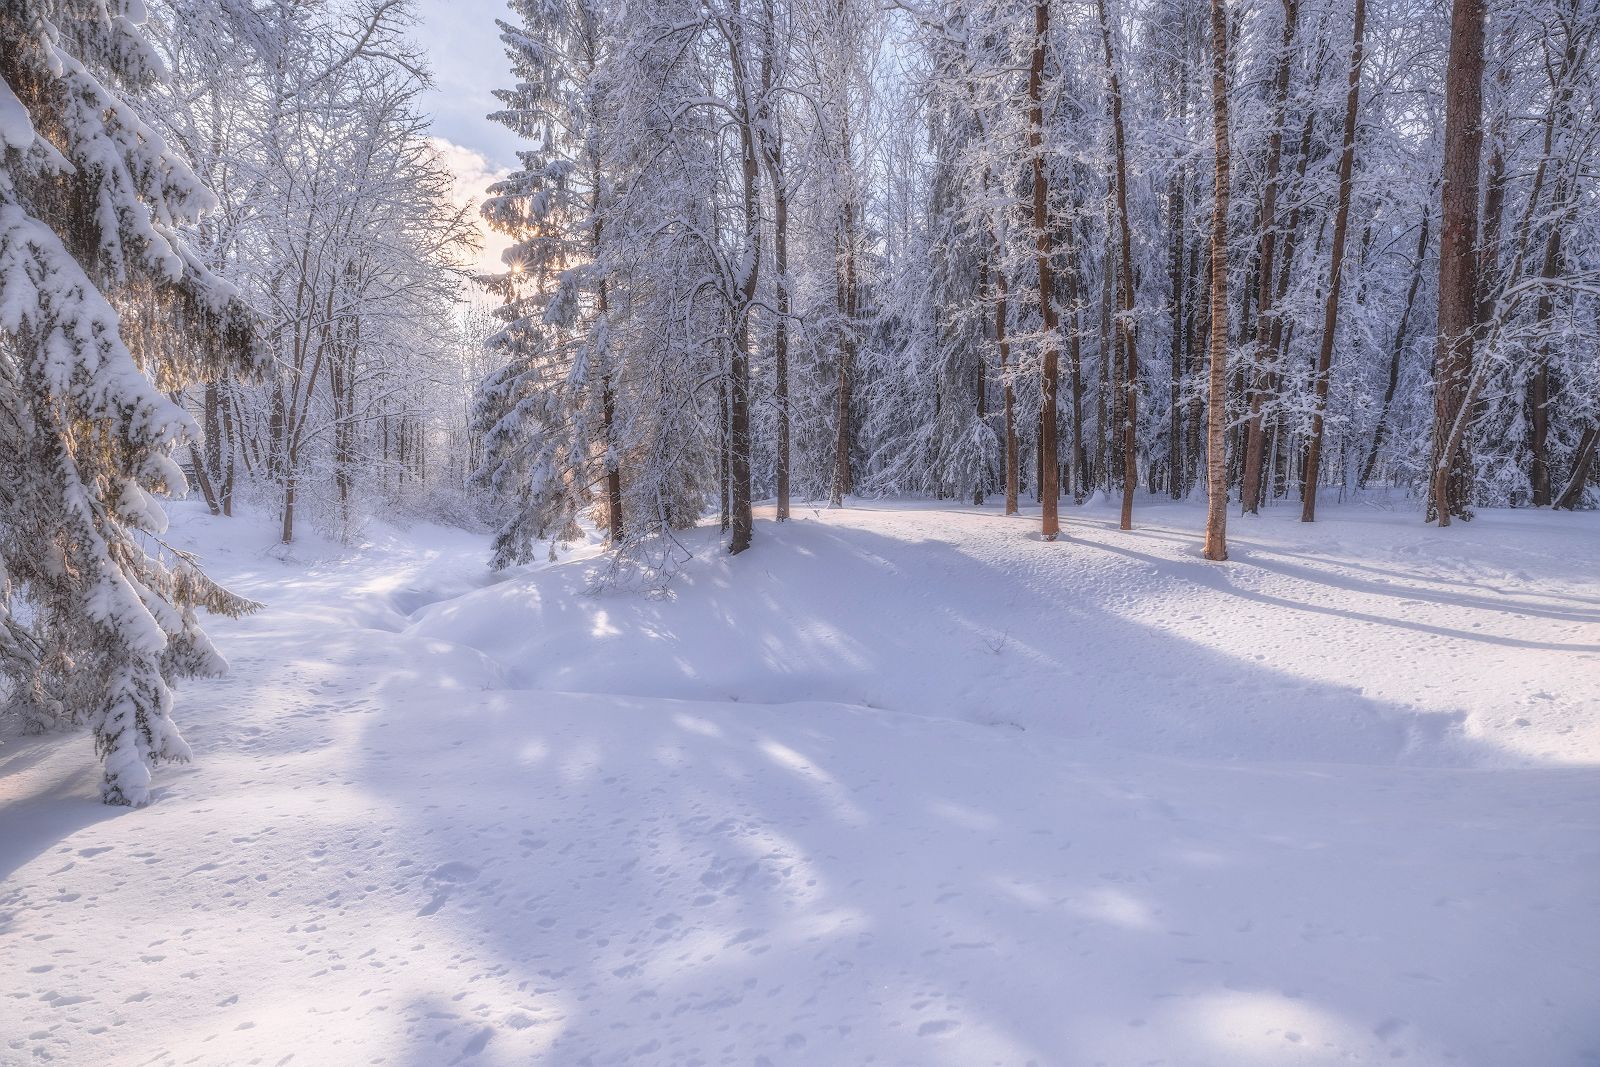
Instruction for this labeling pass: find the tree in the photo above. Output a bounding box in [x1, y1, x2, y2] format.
[1096, 0, 1138, 531]
[1301, 0, 1367, 521]
[1027, 0, 1062, 539]
[1201, 0, 1230, 560]
[1430, 0, 1487, 525]
[1237, 0, 1298, 514]
[1, 0, 261, 804]
[478, 0, 618, 563]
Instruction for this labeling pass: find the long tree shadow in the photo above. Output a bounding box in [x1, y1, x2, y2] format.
[0, 733, 128, 889]
[1085, 536, 1600, 654]
[362, 687, 1600, 1066]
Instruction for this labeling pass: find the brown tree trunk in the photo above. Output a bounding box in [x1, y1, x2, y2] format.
[757, 13, 790, 522]
[1186, 242, 1207, 492]
[1068, 231, 1087, 505]
[602, 373, 623, 541]
[1202, 0, 1232, 561]
[1098, 0, 1138, 531]
[829, 219, 856, 507]
[1030, 0, 1061, 538]
[1098, 210, 1113, 495]
[592, 151, 624, 543]
[218, 379, 236, 515]
[281, 468, 296, 544]
[1555, 426, 1597, 510]
[719, 375, 730, 532]
[1239, 0, 1300, 514]
[1301, 0, 1366, 522]
[727, 2, 759, 553]
[997, 253, 1019, 513]
[203, 381, 222, 483]
[1430, 0, 1487, 525]
[1528, 224, 1559, 506]
[1360, 207, 1432, 486]
[1168, 166, 1185, 499]
[185, 437, 220, 516]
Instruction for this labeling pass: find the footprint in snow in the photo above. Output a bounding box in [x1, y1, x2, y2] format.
[430, 861, 479, 883]
[917, 1019, 960, 1037]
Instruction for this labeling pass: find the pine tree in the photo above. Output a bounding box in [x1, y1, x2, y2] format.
[476, 0, 618, 566]
[1, 0, 260, 804]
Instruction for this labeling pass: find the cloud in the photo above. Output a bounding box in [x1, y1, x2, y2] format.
[429, 136, 514, 279]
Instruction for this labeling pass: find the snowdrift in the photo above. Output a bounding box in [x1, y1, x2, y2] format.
[411, 498, 1600, 767]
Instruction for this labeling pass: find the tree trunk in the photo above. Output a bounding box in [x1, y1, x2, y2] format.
[218, 379, 236, 515]
[757, 14, 790, 522]
[1029, 0, 1061, 539]
[997, 247, 1019, 514]
[188, 442, 220, 515]
[727, 1, 759, 553]
[602, 374, 623, 542]
[1528, 223, 1559, 506]
[1098, 213, 1113, 495]
[1186, 242, 1207, 492]
[1167, 165, 1185, 499]
[1301, 0, 1366, 522]
[203, 381, 222, 484]
[1360, 207, 1431, 486]
[1068, 237, 1087, 505]
[281, 469, 296, 544]
[719, 376, 730, 532]
[594, 161, 624, 544]
[1239, 0, 1299, 514]
[1098, 0, 1138, 531]
[1555, 426, 1597, 510]
[829, 218, 856, 508]
[1202, 0, 1232, 561]
[1430, 0, 1487, 525]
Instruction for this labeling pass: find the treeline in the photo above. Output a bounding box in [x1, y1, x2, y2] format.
[148, 0, 481, 543]
[477, 0, 1600, 564]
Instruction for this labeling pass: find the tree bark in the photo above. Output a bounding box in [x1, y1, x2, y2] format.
[594, 156, 624, 544]
[1097, 0, 1138, 530]
[727, 0, 760, 553]
[1301, 0, 1366, 522]
[829, 217, 856, 507]
[1360, 208, 1431, 486]
[1067, 223, 1087, 505]
[1167, 163, 1185, 499]
[997, 244, 1018, 514]
[757, 8, 790, 521]
[1430, 0, 1487, 525]
[1528, 223, 1559, 506]
[1202, 0, 1232, 561]
[1555, 426, 1597, 510]
[1238, 0, 1299, 514]
[1029, 0, 1061, 538]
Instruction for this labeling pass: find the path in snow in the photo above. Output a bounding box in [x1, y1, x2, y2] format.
[2, 498, 1598, 1066]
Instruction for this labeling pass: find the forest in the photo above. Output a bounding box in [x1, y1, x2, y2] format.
[1, 0, 1598, 1063]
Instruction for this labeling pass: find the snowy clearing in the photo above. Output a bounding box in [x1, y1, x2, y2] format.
[3, 498, 1599, 1066]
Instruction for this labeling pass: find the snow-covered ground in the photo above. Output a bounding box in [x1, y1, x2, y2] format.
[3, 497, 1598, 1066]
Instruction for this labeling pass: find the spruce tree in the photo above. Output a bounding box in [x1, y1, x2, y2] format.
[1, 0, 260, 805]
[475, 0, 618, 567]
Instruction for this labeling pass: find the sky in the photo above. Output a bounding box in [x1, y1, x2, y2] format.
[411, 0, 520, 275]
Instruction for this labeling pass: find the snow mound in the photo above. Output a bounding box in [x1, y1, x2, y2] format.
[411, 498, 1600, 768]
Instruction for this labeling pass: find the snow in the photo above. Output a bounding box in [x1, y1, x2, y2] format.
[2, 497, 1598, 1066]
[0, 77, 33, 151]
